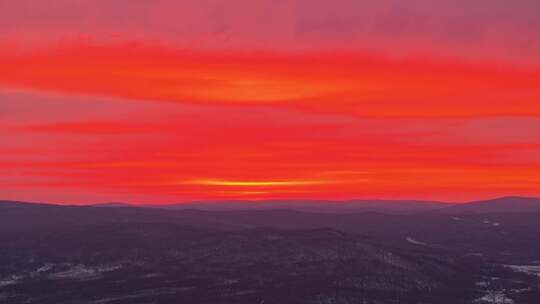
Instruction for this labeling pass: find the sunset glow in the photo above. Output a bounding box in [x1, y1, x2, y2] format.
[2, 0, 540, 204]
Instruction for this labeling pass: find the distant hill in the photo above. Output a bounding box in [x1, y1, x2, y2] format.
[439, 196, 540, 214]
[3, 198, 540, 263]
[91, 202, 135, 208]
[5, 197, 540, 214]
[3, 198, 540, 303]
[155, 199, 452, 214]
[0, 220, 473, 304]
[0, 200, 58, 208]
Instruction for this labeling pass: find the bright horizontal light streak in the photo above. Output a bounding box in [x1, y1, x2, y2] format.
[186, 179, 328, 187]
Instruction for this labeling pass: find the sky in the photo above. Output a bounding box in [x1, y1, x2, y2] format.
[1, 0, 540, 204]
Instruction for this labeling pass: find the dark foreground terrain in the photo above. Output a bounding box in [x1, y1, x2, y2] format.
[1, 199, 540, 303]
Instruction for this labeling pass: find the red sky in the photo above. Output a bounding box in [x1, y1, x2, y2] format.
[1, 0, 540, 204]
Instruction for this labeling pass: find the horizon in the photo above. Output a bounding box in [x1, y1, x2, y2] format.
[3, 195, 539, 207]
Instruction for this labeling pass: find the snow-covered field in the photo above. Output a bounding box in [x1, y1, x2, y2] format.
[475, 291, 514, 304]
[503, 265, 540, 277]
[0, 263, 125, 288]
[0, 276, 21, 288]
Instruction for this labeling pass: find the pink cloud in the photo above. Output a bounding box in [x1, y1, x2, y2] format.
[1, 0, 539, 64]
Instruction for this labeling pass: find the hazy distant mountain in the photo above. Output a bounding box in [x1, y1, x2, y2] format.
[0, 200, 53, 208]
[155, 199, 453, 214]
[156, 196, 540, 214]
[91, 202, 135, 208]
[4, 197, 540, 215]
[439, 196, 540, 214]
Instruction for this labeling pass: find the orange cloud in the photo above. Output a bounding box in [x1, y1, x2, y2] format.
[1, 43, 539, 118]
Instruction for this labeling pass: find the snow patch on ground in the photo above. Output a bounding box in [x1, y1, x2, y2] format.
[50, 265, 102, 281]
[475, 281, 489, 287]
[0, 275, 22, 287]
[97, 265, 123, 273]
[406, 237, 427, 246]
[475, 291, 514, 303]
[92, 287, 194, 303]
[503, 265, 540, 277]
[37, 264, 53, 273]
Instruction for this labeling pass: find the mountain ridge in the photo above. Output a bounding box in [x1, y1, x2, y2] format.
[2, 195, 540, 214]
